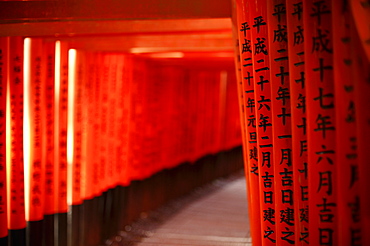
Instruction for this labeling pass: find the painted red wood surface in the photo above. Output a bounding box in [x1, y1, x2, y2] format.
[333, 1, 362, 245]
[43, 41, 56, 216]
[7, 36, 26, 230]
[94, 52, 105, 194]
[352, 1, 370, 245]
[80, 51, 94, 201]
[119, 55, 132, 187]
[286, 1, 308, 245]
[267, 1, 295, 245]
[304, 0, 337, 245]
[55, 41, 69, 214]
[248, 1, 276, 245]
[234, 0, 262, 245]
[0, 37, 8, 239]
[99, 53, 110, 189]
[67, 49, 83, 206]
[106, 54, 118, 189]
[24, 38, 45, 222]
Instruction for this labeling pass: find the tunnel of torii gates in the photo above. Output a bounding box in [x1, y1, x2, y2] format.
[0, 0, 369, 246]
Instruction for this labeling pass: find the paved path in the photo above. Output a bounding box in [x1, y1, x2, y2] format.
[112, 174, 252, 246]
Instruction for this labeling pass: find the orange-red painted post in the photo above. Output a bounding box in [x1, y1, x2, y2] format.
[304, 0, 337, 245]
[249, 0, 276, 245]
[332, 1, 361, 245]
[267, 1, 295, 245]
[7, 36, 26, 246]
[0, 37, 8, 245]
[233, 0, 262, 244]
[286, 1, 308, 245]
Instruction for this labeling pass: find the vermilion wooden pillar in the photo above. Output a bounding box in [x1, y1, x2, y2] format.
[233, 0, 262, 245]
[267, 1, 295, 245]
[351, 1, 370, 246]
[7, 36, 26, 246]
[42, 40, 56, 246]
[0, 37, 8, 245]
[304, 0, 337, 245]
[332, 1, 362, 245]
[54, 40, 69, 246]
[24, 37, 46, 246]
[286, 1, 308, 245]
[248, 0, 276, 245]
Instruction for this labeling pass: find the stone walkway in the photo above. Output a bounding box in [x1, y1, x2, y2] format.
[107, 173, 252, 246]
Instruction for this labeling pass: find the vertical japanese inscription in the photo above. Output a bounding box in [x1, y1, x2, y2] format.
[7, 37, 26, 230]
[249, 0, 275, 245]
[0, 37, 7, 239]
[333, 1, 362, 245]
[287, 1, 309, 245]
[304, 0, 337, 245]
[235, 1, 262, 245]
[56, 42, 69, 213]
[268, 1, 295, 245]
[28, 42, 44, 221]
[44, 43, 55, 216]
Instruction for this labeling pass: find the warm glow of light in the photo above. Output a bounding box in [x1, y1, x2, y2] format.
[219, 70, 228, 126]
[220, 70, 228, 104]
[220, 70, 228, 89]
[54, 41, 61, 210]
[210, 52, 234, 58]
[67, 49, 76, 205]
[129, 47, 179, 54]
[55, 41, 61, 114]
[23, 37, 31, 221]
[5, 58, 11, 226]
[149, 52, 184, 58]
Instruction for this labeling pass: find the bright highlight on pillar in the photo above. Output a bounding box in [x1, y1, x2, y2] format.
[67, 48, 76, 206]
[23, 37, 31, 221]
[54, 40, 61, 211]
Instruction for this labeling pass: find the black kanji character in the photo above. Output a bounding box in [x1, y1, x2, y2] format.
[263, 207, 275, 224]
[273, 25, 288, 43]
[282, 227, 295, 244]
[317, 198, 336, 223]
[275, 66, 289, 85]
[277, 107, 291, 126]
[280, 208, 294, 226]
[294, 26, 304, 45]
[262, 171, 274, 187]
[314, 114, 335, 139]
[300, 206, 309, 222]
[282, 189, 293, 205]
[253, 16, 267, 33]
[254, 37, 268, 55]
[312, 29, 333, 54]
[280, 168, 293, 186]
[276, 87, 290, 106]
[259, 114, 272, 132]
[240, 22, 250, 37]
[257, 76, 270, 91]
[310, 1, 331, 25]
[315, 144, 335, 165]
[272, 4, 286, 23]
[242, 39, 252, 53]
[292, 2, 303, 21]
[257, 95, 271, 111]
[296, 93, 306, 113]
[318, 171, 333, 195]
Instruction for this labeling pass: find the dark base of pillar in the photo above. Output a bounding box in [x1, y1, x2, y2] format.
[8, 229, 26, 246]
[26, 220, 43, 246]
[55, 212, 67, 246]
[0, 236, 8, 246]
